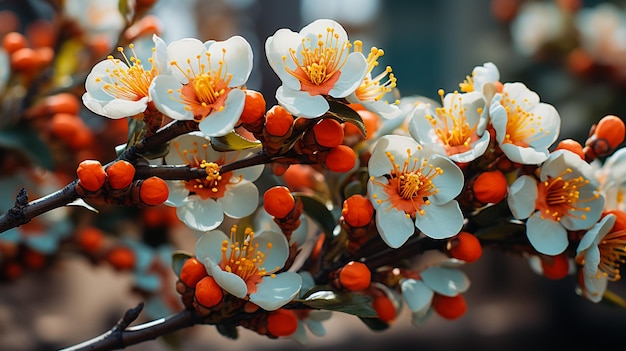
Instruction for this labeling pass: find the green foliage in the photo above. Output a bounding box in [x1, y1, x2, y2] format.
[294, 193, 338, 238]
[216, 323, 239, 339]
[297, 285, 378, 318]
[171, 251, 193, 278]
[326, 101, 366, 137]
[211, 131, 261, 152]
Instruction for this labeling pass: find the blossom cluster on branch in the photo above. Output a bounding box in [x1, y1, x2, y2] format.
[1, 1, 626, 350]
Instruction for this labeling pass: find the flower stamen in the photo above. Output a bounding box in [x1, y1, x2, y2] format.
[97, 44, 156, 101]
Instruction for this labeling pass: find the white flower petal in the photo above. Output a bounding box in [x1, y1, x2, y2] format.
[367, 177, 388, 210]
[507, 175, 538, 219]
[276, 86, 329, 118]
[375, 203, 415, 248]
[252, 230, 289, 274]
[219, 181, 259, 219]
[527, 212, 569, 255]
[198, 88, 245, 137]
[328, 52, 368, 98]
[176, 198, 224, 231]
[416, 201, 463, 240]
[195, 230, 228, 264]
[428, 155, 464, 205]
[164, 134, 209, 165]
[150, 75, 194, 120]
[249, 272, 302, 311]
[499, 142, 549, 165]
[209, 36, 253, 87]
[421, 267, 470, 296]
[166, 38, 207, 83]
[576, 214, 615, 254]
[265, 29, 304, 91]
[205, 258, 248, 298]
[400, 279, 433, 313]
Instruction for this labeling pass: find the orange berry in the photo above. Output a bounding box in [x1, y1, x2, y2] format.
[2, 32, 28, 53]
[76, 226, 105, 253]
[123, 15, 161, 42]
[263, 186, 295, 218]
[195, 276, 223, 308]
[50, 113, 80, 139]
[556, 139, 584, 159]
[106, 160, 136, 190]
[313, 118, 344, 148]
[34, 46, 54, 68]
[26, 20, 56, 48]
[76, 160, 107, 192]
[239, 89, 266, 124]
[106, 247, 136, 270]
[540, 253, 569, 280]
[593, 115, 625, 151]
[472, 170, 507, 204]
[267, 309, 298, 337]
[358, 109, 380, 140]
[324, 145, 356, 172]
[566, 48, 593, 76]
[24, 249, 46, 269]
[10, 47, 37, 71]
[45, 93, 80, 115]
[4, 262, 22, 280]
[339, 261, 371, 291]
[448, 231, 482, 263]
[265, 105, 293, 136]
[603, 209, 626, 232]
[432, 293, 467, 320]
[139, 176, 169, 206]
[342, 194, 374, 227]
[180, 257, 208, 288]
[373, 293, 396, 323]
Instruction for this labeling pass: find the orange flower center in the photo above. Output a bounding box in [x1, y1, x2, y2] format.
[426, 90, 480, 155]
[535, 168, 597, 222]
[97, 44, 156, 101]
[220, 226, 276, 294]
[169, 48, 233, 120]
[282, 26, 351, 95]
[172, 140, 239, 199]
[371, 149, 442, 217]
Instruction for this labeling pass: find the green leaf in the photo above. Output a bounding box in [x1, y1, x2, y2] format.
[171, 251, 193, 277]
[211, 131, 261, 152]
[216, 323, 239, 339]
[298, 285, 377, 318]
[359, 317, 389, 331]
[118, 0, 135, 23]
[0, 125, 54, 170]
[294, 193, 337, 238]
[327, 100, 366, 137]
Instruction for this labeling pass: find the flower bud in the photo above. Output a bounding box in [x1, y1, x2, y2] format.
[586, 115, 625, 160]
[338, 261, 371, 291]
[265, 105, 293, 137]
[556, 139, 584, 159]
[76, 226, 105, 254]
[106, 246, 136, 271]
[239, 89, 266, 124]
[10, 47, 37, 72]
[2, 32, 28, 54]
[472, 170, 507, 204]
[267, 309, 298, 337]
[432, 293, 467, 320]
[106, 160, 136, 190]
[263, 186, 295, 218]
[76, 160, 107, 192]
[342, 194, 374, 227]
[313, 118, 344, 148]
[447, 231, 482, 263]
[195, 276, 223, 308]
[139, 176, 169, 206]
[324, 145, 356, 172]
[179, 257, 208, 288]
[373, 293, 396, 323]
[540, 253, 569, 280]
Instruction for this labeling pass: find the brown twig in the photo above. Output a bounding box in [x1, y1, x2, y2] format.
[59, 303, 201, 351]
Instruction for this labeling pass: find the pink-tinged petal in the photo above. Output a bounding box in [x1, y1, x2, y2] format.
[401, 279, 433, 313]
[208, 36, 252, 87]
[176, 198, 224, 231]
[195, 230, 228, 264]
[416, 201, 463, 240]
[449, 131, 490, 163]
[328, 52, 368, 98]
[507, 175, 538, 220]
[376, 202, 415, 248]
[421, 267, 470, 296]
[252, 231, 289, 274]
[204, 257, 248, 298]
[276, 86, 329, 118]
[219, 181, 258, 219]
[249, 272, 302, 311]
[166, 38, 206, 83]
[164, 181, 189, 206]
[265, 29, 303, 91]
[428, 155, 464, 205]
[198, 88, 245, 137]
[526, 212, 569, 255]
[150, 75, 194, 120]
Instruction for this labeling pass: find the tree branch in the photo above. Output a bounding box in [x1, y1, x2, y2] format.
[59, 303, 201, 351]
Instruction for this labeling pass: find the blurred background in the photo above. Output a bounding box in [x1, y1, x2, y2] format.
[1, 0, 626, 350]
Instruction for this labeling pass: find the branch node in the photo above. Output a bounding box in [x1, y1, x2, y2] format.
[115, 302, 145, 332]
[7, 188, 29, 222]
